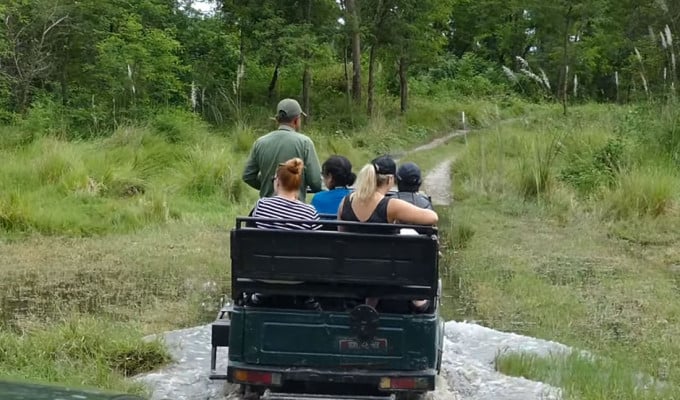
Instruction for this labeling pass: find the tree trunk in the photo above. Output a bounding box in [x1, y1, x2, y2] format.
[367, 44, 378, 117]
[60, 67, 68, 106]
[60, 38, 69, 106]
[301, 0, 312, 118]
[561, 6, 573, 116]
[399, 56, 408, 113]
[343, 43, 351, 104]
[345, 0, 362, 104]
[268, 56, 283, 101]
[302, 65, 311, 118]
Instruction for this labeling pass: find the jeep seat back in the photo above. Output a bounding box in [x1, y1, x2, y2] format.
[231, 217, 438, 301]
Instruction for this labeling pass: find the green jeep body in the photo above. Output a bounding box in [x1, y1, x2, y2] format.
[211, 217, 444, 399]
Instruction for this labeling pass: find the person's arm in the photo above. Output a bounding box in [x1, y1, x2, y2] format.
[242, 143, 261, 190]
[336, 195, 347, 232]
[304, 139, 323, 193]
[387, 198, 438, 225]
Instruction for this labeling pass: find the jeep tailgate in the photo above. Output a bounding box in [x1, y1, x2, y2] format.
[241, 310, 439, 371]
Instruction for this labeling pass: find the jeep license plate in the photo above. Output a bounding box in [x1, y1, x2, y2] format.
[339, 338, 388, 352]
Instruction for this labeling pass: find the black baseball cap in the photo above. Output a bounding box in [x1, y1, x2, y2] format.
[397, 162, 422, 186]
[371, 155, 396, 175]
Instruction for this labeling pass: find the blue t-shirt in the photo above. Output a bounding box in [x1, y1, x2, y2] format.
[311, 187, 353, 215]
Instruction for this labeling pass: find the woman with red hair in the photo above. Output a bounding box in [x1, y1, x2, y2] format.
[252, 158, 321, 230]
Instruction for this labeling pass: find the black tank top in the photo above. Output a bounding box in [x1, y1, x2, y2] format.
[340, 196, 395, 234]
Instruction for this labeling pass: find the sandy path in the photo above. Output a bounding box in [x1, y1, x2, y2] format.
[422, 159, 454, 206]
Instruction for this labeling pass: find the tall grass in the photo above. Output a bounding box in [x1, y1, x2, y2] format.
[0, 316, 169, 395]
[517, 134, 561, 200]
[447, 102, 680, 399]
[0, 116, 253, 236]
[604, 166, 678, 219]
[496, 351, 673, 400]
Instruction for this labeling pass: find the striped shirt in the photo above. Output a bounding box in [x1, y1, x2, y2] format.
[252, 196, 322, 230]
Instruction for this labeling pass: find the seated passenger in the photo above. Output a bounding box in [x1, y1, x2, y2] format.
[252, 158, 321, 230]
[393, 162, 434, 210]
[337, 155, 437, 313]
[337, 155, 438, 233]
[311, 155, 356, 215]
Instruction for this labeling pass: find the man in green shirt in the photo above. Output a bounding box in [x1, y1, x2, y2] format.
[242, 98, 322, 201]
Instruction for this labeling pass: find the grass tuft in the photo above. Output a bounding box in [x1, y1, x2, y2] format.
[604, 166, 678, 219]
[517, 135, 561, 200]
[0, 316, 169, 394]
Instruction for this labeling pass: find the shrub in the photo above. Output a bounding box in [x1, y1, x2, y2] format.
[560, 136, 630, 195]
[177, 146, 243, 201]
[0, 192, 32, 232]
[151, 108, 207, 144]
[18, 97, 70, 139]
[604, 166, 678, 219]
[233, 123, 257, 153]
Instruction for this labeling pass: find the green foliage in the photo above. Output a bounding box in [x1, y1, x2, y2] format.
[94, 14, 185, 111]
[151, 108, 207, 144]
[413, 53, 509, 98]
[560, 136, 629, 195]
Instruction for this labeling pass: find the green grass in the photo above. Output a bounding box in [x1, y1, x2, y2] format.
[0, 126, 254, 236]
[442, 103, 680, 399]
[496, 351, 669, 400]
[0, 316, 170, 397]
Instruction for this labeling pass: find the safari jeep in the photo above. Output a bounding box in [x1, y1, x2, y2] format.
[210, 216, 444, 400]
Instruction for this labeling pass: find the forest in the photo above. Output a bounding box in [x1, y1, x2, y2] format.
[1, 0, 678, 131]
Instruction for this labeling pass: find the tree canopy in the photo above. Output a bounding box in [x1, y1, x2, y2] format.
[0, 0, 678, 132]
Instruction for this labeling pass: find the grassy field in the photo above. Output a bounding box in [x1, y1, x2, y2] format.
[438, 103, 680, 399]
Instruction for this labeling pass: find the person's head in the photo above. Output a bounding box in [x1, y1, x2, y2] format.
[274, 98, 306, 131]
[353, 155, 396, 202]
[274, 157, 304, 198]
[322, 155, 356, 189]
[396, 162, 423, 192]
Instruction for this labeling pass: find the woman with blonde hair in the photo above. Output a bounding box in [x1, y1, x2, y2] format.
[337, 155, 438, 232]
[252, 157, 321, 230]
[337, 155, 438, 312]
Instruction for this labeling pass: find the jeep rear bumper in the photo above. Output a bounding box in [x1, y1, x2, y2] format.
[212, 362, 436, 392]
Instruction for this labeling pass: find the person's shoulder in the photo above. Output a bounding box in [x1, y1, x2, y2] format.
[254, 130, 277, 144]
[298, 200, 317, 212]
[294, 131, 315, 143]
[311, 190, 329, 203]
[254, 197, 272, 207]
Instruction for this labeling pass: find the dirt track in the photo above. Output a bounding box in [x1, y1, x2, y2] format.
[422, 159, 453, 206]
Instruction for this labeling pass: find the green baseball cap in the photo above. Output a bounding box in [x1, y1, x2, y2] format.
[275, 98, 307, 120]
